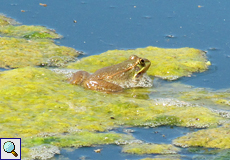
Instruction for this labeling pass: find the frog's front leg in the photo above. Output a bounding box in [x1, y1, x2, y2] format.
[69, 71, 90, 85]
[83, 79, 123, 92]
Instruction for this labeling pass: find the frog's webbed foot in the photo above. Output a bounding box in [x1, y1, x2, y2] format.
[84, 79, 123, 92]
[69, 71, 90, 85]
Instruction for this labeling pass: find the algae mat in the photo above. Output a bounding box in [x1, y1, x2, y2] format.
[0, 67, 226, 159]
[179, 87, 230, 111]
[0, 14, 18, 26]
[0, 14, 81, 69]
[122, 143, 180, 154]
[67, 47, 211, 80]
[0, 37, 80, 68]
[0, 25, 62, 39]
[0, 14, 61, 39]
[173, 122, 230, 149]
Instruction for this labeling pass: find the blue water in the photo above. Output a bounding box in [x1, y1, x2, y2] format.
[56, 126, 205, 160]
[1, 0, 230, 89]
[1, 1, 230, 159]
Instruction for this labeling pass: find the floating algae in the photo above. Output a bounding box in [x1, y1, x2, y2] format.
[212, 149, 230, 160]
[140, 156, 181, 160]
[30, 144, 60, 160]
[0, 67, 227, 159]
[0, 37, 80, 68]
[0, 25, 62, 39]
[67, 47, 210, 80]
[0, 14, 61, 39]
[0, 14, 81, 69]
[122, 143, 180, 154]
[173, 122, 230, 149]
[0, 14, 19, 26]
[179, 88, 230, 111]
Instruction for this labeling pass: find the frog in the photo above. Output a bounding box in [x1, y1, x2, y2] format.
[69, 55, 153, 92]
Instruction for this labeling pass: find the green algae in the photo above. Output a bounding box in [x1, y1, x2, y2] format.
[67, 47, 210, 80]
[179, 87, 230, 110]
[173, 122, 230, 149]
[213, 149, 230, 160]
[0, 14, 61, 39]
[214, 99, 230, 106]
[0, 15, 79, 69]
[0, 67, 226, 159]
[24, 131, 133, 148]
[0, 14, 18, 26]
[190, 149, 230, 160]
[0, 67, 223, 135]
[122, 143, 180, 154]
[0, 67, 134, 158]
[0, 37, 80, 68]
[0, 25, 62, 39]
[140, 155, 181, 160]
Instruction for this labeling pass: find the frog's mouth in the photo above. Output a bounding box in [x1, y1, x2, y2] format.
[134, 60, 151, 78]
[135, 68, 147, 78]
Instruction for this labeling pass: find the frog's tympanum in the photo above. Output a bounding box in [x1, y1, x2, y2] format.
[70, 55, 153, 92]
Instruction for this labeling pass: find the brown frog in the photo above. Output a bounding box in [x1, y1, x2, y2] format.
[70, 55, 152, 92]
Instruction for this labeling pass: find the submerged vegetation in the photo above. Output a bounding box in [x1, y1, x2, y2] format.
[122, 143, 180, 154]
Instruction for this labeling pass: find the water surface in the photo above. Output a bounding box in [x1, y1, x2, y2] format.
[1, 0, 230, 89]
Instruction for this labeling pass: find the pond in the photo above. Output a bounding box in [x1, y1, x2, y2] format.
[1, 0, 230, 160]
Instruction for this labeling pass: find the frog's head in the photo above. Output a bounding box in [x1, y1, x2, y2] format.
[129, 55, 151, 79]
[95, 55, 151, 82]
[102, 55, 150, 82]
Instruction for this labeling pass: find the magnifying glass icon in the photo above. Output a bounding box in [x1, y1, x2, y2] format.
[3, 141, 18, 157]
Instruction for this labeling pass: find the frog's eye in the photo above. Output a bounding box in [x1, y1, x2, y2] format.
[139, 59, 145, 65]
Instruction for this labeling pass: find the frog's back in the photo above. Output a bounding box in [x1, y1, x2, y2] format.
[89, 61, 135, 80]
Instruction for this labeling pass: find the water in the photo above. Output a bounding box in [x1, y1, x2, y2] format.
[1, 0, 230, 89]
[55, 126, 204, 160]
[1, 1, 230, 159]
